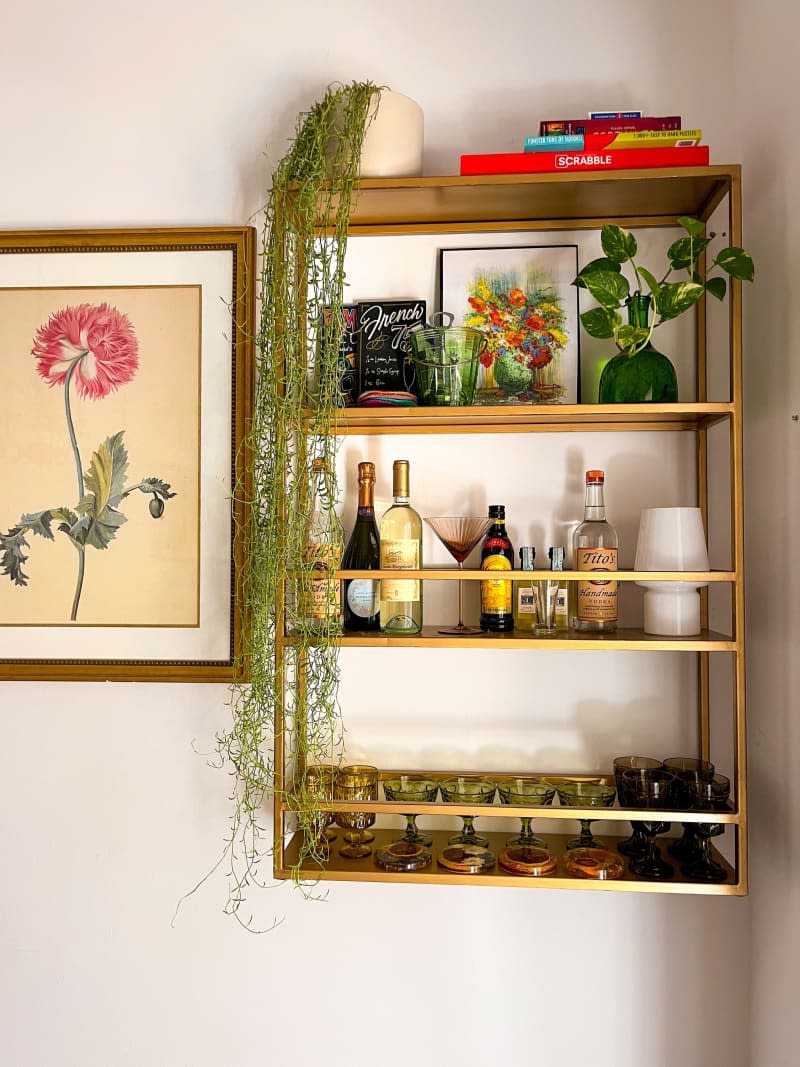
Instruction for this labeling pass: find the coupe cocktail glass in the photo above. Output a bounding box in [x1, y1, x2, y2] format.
[440, 776, 497, 846]
[425, 517, 493, 635]
[382, 775, 439, 846]
[557, 781, 616, 850]
[624, 768, 677, 879]
[497, 777, 556, 846]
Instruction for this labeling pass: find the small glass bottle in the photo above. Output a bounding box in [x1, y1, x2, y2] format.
[299, 457, 342, 633]
[480, 505, 514, 633]
[379, 460, 423, 634]
[549, 546, 569, 631]
[572, 470, 618, 633]
[342, 461, 381, 631]
[514, 547, 536, 631]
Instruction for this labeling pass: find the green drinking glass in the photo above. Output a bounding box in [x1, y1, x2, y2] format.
[441, 776, 497, 847]
[382, 775, 439, 846]
[557, 781, 617, 850]
[497, 777, 556, 846]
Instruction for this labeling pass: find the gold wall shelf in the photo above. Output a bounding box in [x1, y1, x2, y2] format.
[276, 165, 748, 896]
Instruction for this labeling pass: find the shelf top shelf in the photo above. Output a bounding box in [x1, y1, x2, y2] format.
[309, 402, 732, 436]
[314, 166, 739, 232]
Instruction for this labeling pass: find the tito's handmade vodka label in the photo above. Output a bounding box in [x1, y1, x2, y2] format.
[575, 547, 618, 623]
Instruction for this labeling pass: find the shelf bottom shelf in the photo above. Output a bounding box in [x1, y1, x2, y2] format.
[277, 828, 742, 895]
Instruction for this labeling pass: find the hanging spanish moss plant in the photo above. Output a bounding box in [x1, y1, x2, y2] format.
[215, 81, 378, 926]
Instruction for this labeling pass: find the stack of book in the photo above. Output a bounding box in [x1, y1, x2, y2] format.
[460, 111, 709, 176]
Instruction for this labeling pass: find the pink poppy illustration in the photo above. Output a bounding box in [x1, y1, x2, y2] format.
[1, 303, 176, 621]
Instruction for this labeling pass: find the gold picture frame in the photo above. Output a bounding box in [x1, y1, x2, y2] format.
[0, 226, 255, 680]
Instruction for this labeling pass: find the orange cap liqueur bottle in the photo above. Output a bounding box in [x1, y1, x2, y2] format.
[572, 470, 618, 633]
[480, 505, 515, 633]
[342, 461, 381, 632]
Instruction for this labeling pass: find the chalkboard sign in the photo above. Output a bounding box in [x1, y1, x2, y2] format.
[357, 299, 426, 395]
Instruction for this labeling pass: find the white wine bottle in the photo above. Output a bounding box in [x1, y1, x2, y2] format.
[572, 469, 618, 633]
[379, 460, 423, 634]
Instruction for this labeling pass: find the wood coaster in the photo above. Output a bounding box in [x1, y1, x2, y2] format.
[499, 845, 557, 877]
[564, 847, 625, 880]
[437, 845, 496, 874]
[375, 841, 431, 872]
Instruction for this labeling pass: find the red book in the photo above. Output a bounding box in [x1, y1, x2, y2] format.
[539, 116, 682, 135]
[459, 146, 710, 176]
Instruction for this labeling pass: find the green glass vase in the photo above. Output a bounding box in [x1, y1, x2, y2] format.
[598, 294, 678, 403]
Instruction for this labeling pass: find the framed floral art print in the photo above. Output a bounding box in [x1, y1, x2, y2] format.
[440, 243, 580, 404]
[0, 227, 255, 680]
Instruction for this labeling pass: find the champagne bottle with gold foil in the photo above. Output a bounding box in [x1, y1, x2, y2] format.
[379, 460, 423, 634]
[480, 505, 514, 632]
[342, 461, 381, 631]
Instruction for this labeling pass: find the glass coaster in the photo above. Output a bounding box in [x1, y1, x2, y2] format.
[564, 847, 625, 880]
[499, 845, 557, 877]
[437, 845, 496, 874]
[374, 841, 431, 873]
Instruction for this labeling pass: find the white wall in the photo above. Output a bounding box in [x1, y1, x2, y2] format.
[735, 2, 800, 1064]
[0, 3, 765, 1065]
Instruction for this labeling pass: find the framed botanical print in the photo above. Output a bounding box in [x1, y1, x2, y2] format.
[0, 226, 255, 680]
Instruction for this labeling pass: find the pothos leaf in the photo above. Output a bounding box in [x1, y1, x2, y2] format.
[655, 281, 705, 321]
[600, 224, 637, 263]
[678, 216, 706, 237]
[580, 306, 621, 339]
[77, 432, 129, 550]
[573, 257, 622, 287]
[706, 276, 727, 301]
[579, 270, 630, 309]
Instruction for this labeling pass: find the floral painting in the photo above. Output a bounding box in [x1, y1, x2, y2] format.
[440, 244, 580, 404]
[0, 286, 199, 627]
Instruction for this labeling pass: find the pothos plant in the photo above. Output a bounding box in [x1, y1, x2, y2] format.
[574, 216, 755, 356]
[212, 81, 379, 927]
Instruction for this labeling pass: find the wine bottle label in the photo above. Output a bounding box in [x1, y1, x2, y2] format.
[302, 577, 338, 621]
[576, 547, 618, 622]
[481, 554, 512, 615]
[346, 579, 379, 618]
[516, 586, 535, 615]
[380, 538, 420, 602]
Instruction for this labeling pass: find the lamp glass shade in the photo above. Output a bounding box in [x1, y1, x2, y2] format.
[634, 508, 709, 636]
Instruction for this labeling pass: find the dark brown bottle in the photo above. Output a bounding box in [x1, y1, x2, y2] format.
[479, 505, 514, 632]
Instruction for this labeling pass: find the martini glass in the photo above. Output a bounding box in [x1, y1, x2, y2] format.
[425, 516, 493, 635]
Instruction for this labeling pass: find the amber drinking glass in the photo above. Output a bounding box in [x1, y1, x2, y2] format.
[382, 775, 439, 846]
[441, 776, 497, 846]
[497, 777, 556, 846]
[334, 764, 379, 859]
[557, 781, 616, 850]
[303, 764, 339, 849]
[613, 756, 664, 859]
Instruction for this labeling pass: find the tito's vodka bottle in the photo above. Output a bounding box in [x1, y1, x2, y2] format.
[379, 460, 423, 634]
[572, 470, 618, 633]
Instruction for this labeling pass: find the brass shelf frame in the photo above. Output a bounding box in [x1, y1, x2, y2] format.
[274, 165, 748, 896]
